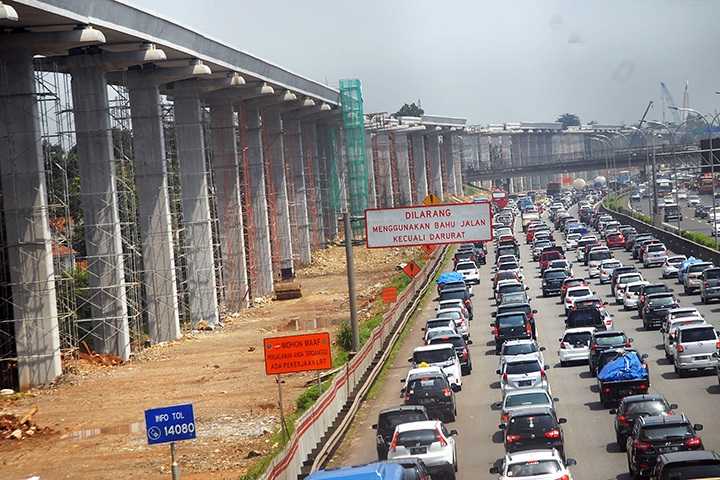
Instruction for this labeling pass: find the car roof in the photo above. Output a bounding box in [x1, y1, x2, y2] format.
[640, 414, 688, 426]
[503, 339, 536, 346]
[543, 268, 567, 274]
[669, 307, 699, 314]
[395, 420, 440, 433]
[621, 394, 666, 404]
[503, 388, 550, 398]
[657, 450, 720, 463]
[676, 323, 715, 332]
[563, 327, 596, 334]
[379, 404, 429, 415]
[566, 285, 592, 292]
[626, 281, 650, 288]
[647, 292, 674, 299]
[508, 406, 555, 417]
[593, 330, 625, 337]
[442, 287, 468, 294]
[504, 353, 541, 363]
[307, 462, 405, 480]
[414, 343, 455, 352]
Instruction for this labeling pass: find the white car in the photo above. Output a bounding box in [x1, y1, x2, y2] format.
[678, 190, 688, 200]
[599, 259, 622, 284]
[435, 299, 469, 319]
[688, 195, 701, 206]
[496, 254, 519, 266]
[662, 317, 707, 359]
[409, 344, 462, 390]
[498, 339, 546, 372]
[643, 243, 668, 268]
[491, 449, 576, 479]
[558, 327, 595, 366]
[623, 280, 650, 310]
[455, 261, 480, 284]
[565, 233, 581, 250]
[614, 272, 645, 304]
[564, 286, 595, 314]
[587, 247, 612, 278]
[662, 255, 686, 278]
[498, 388, 556, 425]
[436, 309, 469, 338]
[387, 420, 458, 478]
[497, 354, 550, 395]
[424, 326, 458, 344]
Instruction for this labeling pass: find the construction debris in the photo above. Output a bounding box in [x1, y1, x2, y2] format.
[78, 341, 124, 367]
[1, 405, 52, 440]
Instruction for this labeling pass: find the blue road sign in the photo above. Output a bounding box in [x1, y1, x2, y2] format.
[144, 403, 196, 445]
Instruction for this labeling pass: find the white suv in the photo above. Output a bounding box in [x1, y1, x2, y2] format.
[643, 243, 668, 268]
[490, 449, 576, 479]
[455, 261, 480, 284]
[614, 272, 644, 304]
[388, 420, 458, 479]
[599, 259, 622, 284]
[558, 327, 595, 366]
[662, 317, 706, 359]
[497, 354, 550, 395]
[673, 324, 720, 376]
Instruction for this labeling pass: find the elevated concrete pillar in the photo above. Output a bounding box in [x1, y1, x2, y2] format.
[510, 134, 523, 193]
[441, 134, 456, 196]
[318, 123, 339, 242]
[375, 132, 394, 207]
[69, 65, 130, 359]
[173, 93, 219, 327]
[242, 104, 274, 296]
[453, 134, 464, 195]
[283, 118, 311, 265]
[0, 47, 61, 389]
[365, 132, 377, 208]
[302, 121, 325, 249]
[208, 101, 249, 311]
[427, 134, 443, 199]
[127, 74, 181, 343]
[393, 133, 412, 205]
[410, 134, 428, 203]
[263, 109, 293, 271]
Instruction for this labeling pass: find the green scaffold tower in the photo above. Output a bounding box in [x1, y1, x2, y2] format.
[339, 79, 369, 236]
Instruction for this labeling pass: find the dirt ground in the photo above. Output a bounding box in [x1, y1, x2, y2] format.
[0, 245, 417, 480]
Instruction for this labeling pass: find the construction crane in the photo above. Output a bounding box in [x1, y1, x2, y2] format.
[681, 81, 689, 123]
[660, 82, 681, 124]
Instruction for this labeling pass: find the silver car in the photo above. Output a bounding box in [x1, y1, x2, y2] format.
[683, 262, 714, 294]
[661, 317, 706, 359]
[497, 388, 556, 425]
[673, 324, 720, 376]
[497, 354, 550, 395]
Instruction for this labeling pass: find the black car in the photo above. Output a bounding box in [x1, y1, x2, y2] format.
[438, 287, 474, 319]
[492, 312, 532, 354]
[588, 330, 631, 376]
[372, 406, 429, 460]
[642, 293, 678, 330]
[427, 334, 473, 375]
[695, 204, 710, 218]
[565, 307, 608, 331]
[627, 414, 704, 479]
[611, 266, 639, 296]
[610, 394, 676, 451]
[500, 406, 568, 459]
[542, 268, 569, 296]
[652, 450, 720, 480]
[638, 284, 673, 316]
[403, 371, 457, 422]
[387, 457, 432, 480]
[493, 303, 538, 339]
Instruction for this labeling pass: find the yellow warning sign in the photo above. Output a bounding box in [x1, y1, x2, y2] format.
[422, 194, 441, 206]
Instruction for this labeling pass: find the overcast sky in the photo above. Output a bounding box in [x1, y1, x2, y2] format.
[126, 0, 720, 126]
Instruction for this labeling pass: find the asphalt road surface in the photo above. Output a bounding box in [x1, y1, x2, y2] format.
[330, 207, 720, 480]
[630, 193, 717, 236]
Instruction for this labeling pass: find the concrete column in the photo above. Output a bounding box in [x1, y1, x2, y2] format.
[127, 74, 181, 343]
[69, 65, 129, 359]
[242, 104, 274, 296]
[453, 134, 464, 195]
[0, 47, 61, 389]
[208, 101, 249, 311]
[393, 133, 412, 205]
[302, 121, 325, 249]
[283, 118, 311, 265]
[173, 93, 219, 327]
[441, 134, 456, 196]
[410, 134, 428, 203]
[510, 135, 523, 193]
[364, 132, 377, 208]
[426, 134, 443, 199]
[318, 123, 339, 241]
[263, 109, 293, 271]
[375, 132, 394, 207]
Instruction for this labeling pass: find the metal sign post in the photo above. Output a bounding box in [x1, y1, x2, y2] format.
[171, 442, 180, 480]
[276, 375, 289, 440]
[144, 403, 197, 480]
[343, 212, 359, 352]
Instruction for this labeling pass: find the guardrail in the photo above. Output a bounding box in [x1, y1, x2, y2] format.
[600, 202, 720, 265]
[260, 245, 447, 480]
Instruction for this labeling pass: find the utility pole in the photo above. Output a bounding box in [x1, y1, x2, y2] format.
[343, 212, 359, 352]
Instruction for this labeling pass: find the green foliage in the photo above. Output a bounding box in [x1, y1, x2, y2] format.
[681, 230, 717, 249]
[295, 381, 330, 412]
[337, 321, 354, 352]
[394, 102, 424, 118]
[556, 113, 581, 129]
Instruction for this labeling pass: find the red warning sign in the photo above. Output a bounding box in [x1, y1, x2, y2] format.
[381, 287, 398, 304]
[402, 261, 421, 278]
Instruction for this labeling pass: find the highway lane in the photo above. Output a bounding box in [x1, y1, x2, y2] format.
[629, 193, 717, 236]
[329, 210, 720, 480]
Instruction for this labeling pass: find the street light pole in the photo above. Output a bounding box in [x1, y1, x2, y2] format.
[628, 126, 657, 224]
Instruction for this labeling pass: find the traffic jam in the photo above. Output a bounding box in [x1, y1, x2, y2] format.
[313, 190, 720, 480]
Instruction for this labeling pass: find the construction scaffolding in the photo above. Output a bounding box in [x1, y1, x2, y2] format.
[339, 79, 368, 236]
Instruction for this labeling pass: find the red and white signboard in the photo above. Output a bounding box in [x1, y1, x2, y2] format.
[365, 201, 492, 249]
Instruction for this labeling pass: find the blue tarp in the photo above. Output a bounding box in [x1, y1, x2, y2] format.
[437, 271, 464, 285]
[597, 352, 648, 382]
[678, 257, 700, 283]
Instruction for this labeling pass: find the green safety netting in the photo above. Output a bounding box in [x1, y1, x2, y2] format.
[339, 79, 369, 236]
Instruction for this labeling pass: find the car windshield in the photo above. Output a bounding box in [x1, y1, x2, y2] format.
[498, 314, 526, 327]
[568, 288, 591, 298]
[661, 464, 720, 479]
[426, 320, 452, 330]
[627, 284, 645, 293]
[640, 424, 693, 441]
[396, 429, 439, 447]
[506, 460, 562, 476]
[496, 271, 516, 281]
[650, 296, 675, 306]
[504, 392, 550, 408]
[680, 327, 716, 342]
[505, 360, 541, 375]
[645, 285, 667, 295]
[507, 414, 555, 433]
[563, 331, 592, 346]
[440, 290, 467, 301]
[413, 349, 454, 364]
[437, 311, 461, 320]
[380, 411, 428, 433]
[545, 270, 567, 279]
[503, 343, 537, 355]
[647, 244, 665, 252]
[624, 400, 668, 416]
[595, 334, 626, 346]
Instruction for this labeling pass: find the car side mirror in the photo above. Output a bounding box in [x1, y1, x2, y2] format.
[496, 369, 501, 375]
[450, 429, 458, 436]
[641, 354, 649, 360]
[713, 352, 719, 359]
[558, 338, 563, 342]
[491, 312, 497, 317]
[498, 423, 506, 430]
[532, 309, 538, 314]
[489, 467, 499, 474]
[421, 327, 426, 331]
[669, 403, 678, 410]
[694, 424, 704, 431]
[565, 458, 577, 467]
[603, 301, 609, 306]
[525, 286, 530, 290]
[466, 339, 473, 345]
[451, 383, 461, 393]
[371, 424, 378, 430]
[540, 346, 546, 351]
[553, 397, 560, 402]
[628, 338, 634, 343]
[400, 378, 406, 383]
[609, 409, 617, 414]
[544, 365, 550, 370]
[407, 357, 413, 363]
[659, 327, 665, 333]
[558, 418, 567, 424]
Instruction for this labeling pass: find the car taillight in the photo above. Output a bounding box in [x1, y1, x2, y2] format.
[389, 431, 398, 451]
[540, 370, 547, 379]
[501, 413, 509, 423]
[676, 344, 685, 353]
[442, 388, 452, 398]
[506, 434, 522, 444]
[557, 475, 570, 480]
[526, 324, 532, 335]
[591, 344, 598, 351]
[633, 439, 652, 451]
[544, 429, 561, 439]
[462, 348, 469, 361]
[638, 383, 648, 391]
[625, 342, 632, 348]
[560, 341, 568, 349]
[493, 326, 499, 336]
[705, 282, 710, 288]
[436, 427, 448, 446]
[502, 373, 508, 382]
[716, 340, 720, 349]
[617, 415, 629, 425]
[603, 387, 611, 394]
[685, 436, 702, 448]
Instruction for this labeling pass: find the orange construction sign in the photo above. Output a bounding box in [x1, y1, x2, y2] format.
[422, 194, 441, 206]
[263, 332, 332, 375]
[402, 261, 421, 278]
[421, 244, 437, 256]
[381, 287, 398, 304]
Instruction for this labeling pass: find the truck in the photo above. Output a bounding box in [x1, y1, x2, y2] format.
[546, 182, 561, 198]
[698, 173, 714, 194]
[596, 349, 650, 407]
[521, 211, 540, 232]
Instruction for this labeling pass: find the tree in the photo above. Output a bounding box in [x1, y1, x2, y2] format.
[556, 113, 581, 129]
[394, 102, 424, 118]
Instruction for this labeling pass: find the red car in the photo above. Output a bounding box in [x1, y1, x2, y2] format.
[539, 250, 564, 272]
[606, 232, 625, 249]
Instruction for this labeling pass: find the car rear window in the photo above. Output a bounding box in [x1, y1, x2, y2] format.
[380, 411, 428, 432]
[498, 263, 520, 271]
[505, 361, 541, 375]
[668, 257, 685, 264]
[413, 348, 454, 364]
[645, 285, 667, 295]
[507, 414, 555, 433]
[563, 331, 592, 345]
[647, 244, 665, 252]
[640, 424, 693, 441]
[500, 284, 524, 294]
[595, 334, 626, 346]
[437, 311, 461, 320]
[456, 262, 476, 270]
[650, 296, 675, 306]
[627, 283, 645, 293]
[545, 270, 567, 279]
[397, 429, 438, 447]
[503, 343, 537, 355]
[426, 320, 453, 330]
[429, 336, 464, 348]
[504, 392, 549, 408]
[704, 269, 720, 280]
[568, 288, 591, 297]
[680, 327, 716, 343]
[603, 262, 621, 269]
[689, 264, 712, 274]
[507, 460, 562, 476]
[440, 290, 467, 301]
[624, 400, 667, 416]
[619, 275, 642, 284]
[499, 314, 526, 327]
[661, 464, 720, 479]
